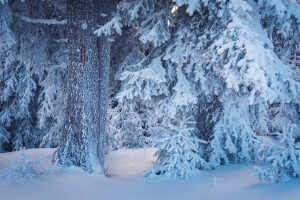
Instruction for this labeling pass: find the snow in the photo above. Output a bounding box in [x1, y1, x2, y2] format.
[1, 148, 300, 200]
[104, 148, 158, 178]
[81, 23, 88, 30]
[263, 135, 287, 149]
[16, 14, 67, 25]
[94, 16, 123, 36]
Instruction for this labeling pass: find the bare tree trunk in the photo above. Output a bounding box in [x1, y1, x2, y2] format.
[54, 0, 111, 172]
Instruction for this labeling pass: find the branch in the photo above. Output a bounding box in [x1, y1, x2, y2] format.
[16, 14, 67, 25]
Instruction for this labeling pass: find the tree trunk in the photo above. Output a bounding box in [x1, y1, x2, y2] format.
[54, 0, 111, 172]
[95, 0, 112, 167]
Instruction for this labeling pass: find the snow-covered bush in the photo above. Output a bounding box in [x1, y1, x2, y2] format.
[144, 116, 206, 180]
[5, 147, 53, 180]
[252, 124, 300, 184]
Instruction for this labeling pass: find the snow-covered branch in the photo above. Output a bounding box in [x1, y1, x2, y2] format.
[94, 16, 123, 36]
[16, 14, 67, 25]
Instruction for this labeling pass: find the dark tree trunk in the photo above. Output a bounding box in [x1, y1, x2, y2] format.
[54, 0, 111, 172]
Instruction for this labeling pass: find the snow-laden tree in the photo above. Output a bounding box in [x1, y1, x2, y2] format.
[5, 147, 52, 180]
[259, 0, 300, 64]
[0, 1, 38, 151]
[107, 99, 152, 148]
[38, 45, 67, 148]
[0, 2, 14, 151]
[252, 124, 300, 184]
[106, 24, 162, 149]
[15, 0, 67, 148]
[0, 0, 67, 151]
[95, 1, 205, 178]
[97, 0, 300, 176]
[144, 116, 206, 179]
[258, 0, 300, 138]
[107, 41, 153, 149]
[172, 0, 299, 168]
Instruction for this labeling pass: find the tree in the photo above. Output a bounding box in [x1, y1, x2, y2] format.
[145, 116, 206, 179]
[0, 2, 14, 151]
[0, 0, 67, 151]
[252, 124, 300, 184]
[98, 0, 300, 176]
[261, 0, 300, 139]
[54, 0, 112, 172]
[107, 46, 158, 149]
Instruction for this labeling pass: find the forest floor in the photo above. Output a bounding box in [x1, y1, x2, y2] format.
[1, 148, 300, 200]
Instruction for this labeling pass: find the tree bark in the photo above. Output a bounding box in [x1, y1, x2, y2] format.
[95, 0, 112, 168]
[54, 0, 111, 172]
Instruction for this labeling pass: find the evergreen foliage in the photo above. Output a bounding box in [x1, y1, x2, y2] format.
[96, 0, 300, 178]
[0, 0, 66, 151]
[5, 147, 52, 180]
[145, 116, 206, 179]
[252, 124, 300, 184]
[0, 0, 299, 182]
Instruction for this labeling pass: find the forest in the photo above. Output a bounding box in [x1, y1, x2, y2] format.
[0, 0, 300, 199]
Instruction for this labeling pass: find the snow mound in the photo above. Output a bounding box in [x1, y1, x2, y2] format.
[104, 148, 158, 178]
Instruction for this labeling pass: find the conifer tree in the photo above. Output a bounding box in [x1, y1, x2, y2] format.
[0, 0, 67, 151]
[97, 0, 300, 176]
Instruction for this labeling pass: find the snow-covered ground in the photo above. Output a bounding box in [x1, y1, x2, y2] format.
[104, 148, 158, 178]
[1, 148, 300, 200]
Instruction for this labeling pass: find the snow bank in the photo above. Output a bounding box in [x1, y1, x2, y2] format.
[1, 148, 300, 200]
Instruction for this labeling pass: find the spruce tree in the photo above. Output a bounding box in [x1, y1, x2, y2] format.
[98, 0, 300, 176]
